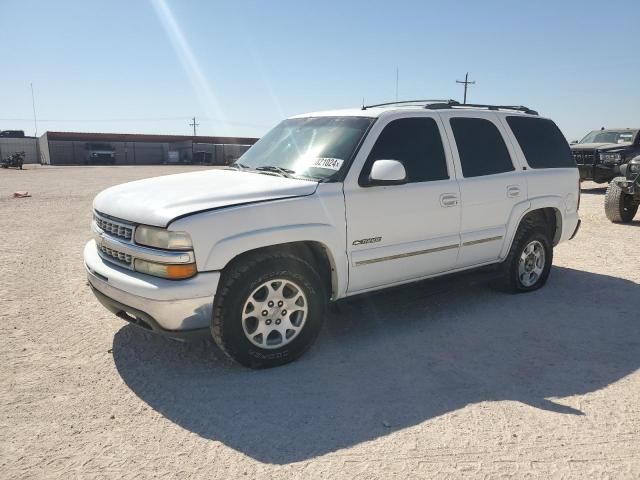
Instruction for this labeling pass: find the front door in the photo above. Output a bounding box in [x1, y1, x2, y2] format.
[343, 114, 461, 293]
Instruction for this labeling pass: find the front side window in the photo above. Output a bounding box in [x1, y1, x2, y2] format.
[506, 116, 574, 169]
[360, 117, 448, 185]
[235, 116, 373, 181]
[450, 117, 514, 178]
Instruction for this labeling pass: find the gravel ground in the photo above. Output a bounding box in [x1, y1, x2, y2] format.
[1, 166, 639, 479]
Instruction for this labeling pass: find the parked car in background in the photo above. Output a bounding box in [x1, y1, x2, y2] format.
[85, 100, 581, 368]
[0, 130, 25, 138]
[86, 143, 116, 165]
[571, 128, 640, 183]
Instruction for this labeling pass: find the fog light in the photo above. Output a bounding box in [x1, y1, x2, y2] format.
[134, 259, 197, 280]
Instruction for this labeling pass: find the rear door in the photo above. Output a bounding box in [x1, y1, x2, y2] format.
[343, 113, 461, 293]
[440, 111, 526, 267]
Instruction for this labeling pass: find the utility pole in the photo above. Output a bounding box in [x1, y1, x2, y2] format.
[456, 72, 476, 104]
[189, 116, 199, 137]
[30, 82, 38, 137]
[395, 66, 399, 102]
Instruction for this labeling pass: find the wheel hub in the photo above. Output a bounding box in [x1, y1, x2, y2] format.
[241, 279, 308, 349]
[518, 240, 545, 287]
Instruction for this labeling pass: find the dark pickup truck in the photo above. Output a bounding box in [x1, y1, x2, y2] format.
[571, 128, 640, 183]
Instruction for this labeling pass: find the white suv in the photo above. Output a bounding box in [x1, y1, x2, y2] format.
[85, 100, 581, 368]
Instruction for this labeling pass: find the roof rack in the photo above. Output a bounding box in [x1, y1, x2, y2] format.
[424, 100, 538, 115]
[361, 99, 455, 110]
[362, 99, 538, 115]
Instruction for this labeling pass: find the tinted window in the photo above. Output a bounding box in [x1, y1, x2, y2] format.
[360, 117, 448, 185]
[506, 116, 575, 168]
[450, 117, 514, 177]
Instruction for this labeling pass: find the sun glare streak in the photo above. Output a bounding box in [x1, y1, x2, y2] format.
[231, 7, 286, 121]
[151, 0, 230, 135]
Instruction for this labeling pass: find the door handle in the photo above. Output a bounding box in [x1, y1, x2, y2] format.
[440, 193, 459, 207]
[507, 185, 521, 198]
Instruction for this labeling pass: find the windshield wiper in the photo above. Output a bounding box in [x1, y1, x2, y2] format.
[227, 162, 251, 170]
[255, 166, 296, 178]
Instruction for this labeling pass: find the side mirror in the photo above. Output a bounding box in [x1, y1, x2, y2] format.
[369, 159, 407, 185]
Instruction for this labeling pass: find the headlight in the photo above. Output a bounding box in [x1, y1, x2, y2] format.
[134, 259, 197, 280]
[600, 153, 622, 164]
[134, 225, 193, 250]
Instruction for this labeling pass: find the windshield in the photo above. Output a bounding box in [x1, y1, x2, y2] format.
[579, 129, 638, 144]
[234, 116, 374, 180]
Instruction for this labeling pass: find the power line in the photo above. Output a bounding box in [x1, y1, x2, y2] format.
[0, 117, 271, 128]
[456, 72, 476, 104]
[0, 116, 192, 122]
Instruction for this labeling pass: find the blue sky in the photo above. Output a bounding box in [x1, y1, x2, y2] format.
[1, 0, 638, 140]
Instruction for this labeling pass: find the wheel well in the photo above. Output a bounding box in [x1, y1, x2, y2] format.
[521, 207, 562, 245]
[222, 241, 336, 299]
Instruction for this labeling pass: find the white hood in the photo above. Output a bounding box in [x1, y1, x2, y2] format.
[93, 169, 318, 227]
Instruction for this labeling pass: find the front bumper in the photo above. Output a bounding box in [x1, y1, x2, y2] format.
[577, 164, 620, 183]
[84, 240, 220, 335]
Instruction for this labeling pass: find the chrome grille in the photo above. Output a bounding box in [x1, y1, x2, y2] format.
[99, 244, 133, 266]
[572, 150, 597, 165]
[94, 213, 133, 241]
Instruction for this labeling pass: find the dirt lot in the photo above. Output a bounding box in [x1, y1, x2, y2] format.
[1, 166, 639, 479]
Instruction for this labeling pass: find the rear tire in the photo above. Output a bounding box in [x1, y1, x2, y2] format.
[494, 217, 553, 293]
[211, 251, 326, 368]
[605, 178, 638, 223]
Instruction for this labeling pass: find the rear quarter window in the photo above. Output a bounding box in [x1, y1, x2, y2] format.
[506, 116, 575, 168]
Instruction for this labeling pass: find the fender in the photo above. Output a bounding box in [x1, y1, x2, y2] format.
[499, 195, 564, 259]
[206, 223, 346, 299]
[170, 189, 349, 299]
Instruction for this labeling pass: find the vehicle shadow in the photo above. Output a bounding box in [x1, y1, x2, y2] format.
[112, 266, 640, 464]
[581, 186, 607, 195]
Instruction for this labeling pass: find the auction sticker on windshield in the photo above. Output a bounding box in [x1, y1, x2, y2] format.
[311, 157, 344, 170]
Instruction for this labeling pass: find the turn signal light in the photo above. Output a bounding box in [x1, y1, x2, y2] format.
[134, 259, 197, 280]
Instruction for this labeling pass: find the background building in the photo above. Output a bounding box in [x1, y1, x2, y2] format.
[37, 131, 258, 165]
[0, 131, 40, 164]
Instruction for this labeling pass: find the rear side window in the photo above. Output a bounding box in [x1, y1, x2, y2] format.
[450, 117, 514, 177]
[360, 117, 448, 185]
[506, 116, 575, 168]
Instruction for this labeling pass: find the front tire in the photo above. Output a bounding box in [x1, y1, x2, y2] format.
[211, 251, 326, 368]
[605, 178, 638, 223]
[494, 218, 553, 293]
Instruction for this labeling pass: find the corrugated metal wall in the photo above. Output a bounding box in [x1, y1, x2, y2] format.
[0, 137, 39, 164]
[44, 140, 168, 165]
[41, 137, 251, 165]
